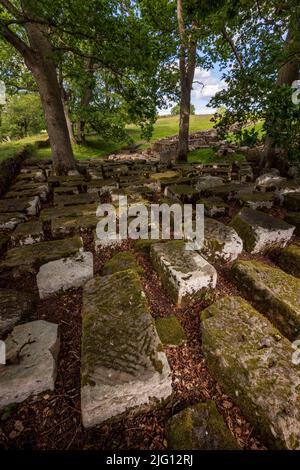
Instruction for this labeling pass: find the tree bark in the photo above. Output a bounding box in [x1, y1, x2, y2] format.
[1, 1, 76, 174]
[24, 24, 76, 174]
[176, 0, 197, 162]
[77, 58, 94, 144]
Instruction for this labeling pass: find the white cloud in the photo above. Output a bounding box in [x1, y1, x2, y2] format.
[192, 67, 226, 100]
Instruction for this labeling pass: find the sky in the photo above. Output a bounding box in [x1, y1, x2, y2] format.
[158, 65, 226, 115]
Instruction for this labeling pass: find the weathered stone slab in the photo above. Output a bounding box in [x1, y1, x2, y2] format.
[53, 193, 100, 207]
[0, 320, 60, 408]
[0, 289, 36, 336]
[166, 401, 238, 450]
[230, 207, 295, 253]
[15, 169, 46, 183]
[165, 184, 199, 203]
[285, 212, 300, 235]
[150, 241, 217, 305]
[4, 184, 49, 202]
[0, 236, 83, 274]
[81, 269, 172, 427]
[278, 244, 300, 278]
[0, 212, 27, 230]
[37, 252, 93, 299]
[51, 215, 99, 237]
[255, 172, 286, 191]
[0, 196, 41, 216]
[276, 179, 300, 202]
[204, 183, 254, 200]
[11, 220, 44, 246]
[40, 203, 98, 222]
[238, 192, 276, 210]
[231, 260, 300, 340]
[53, 186, 79, 195]
[0, 234, 9, 254]
[155, 315, 186, 347]
[201, 296, 300, 449]
[86, 179, 118, 195]
[202, 218, 243, 264]
[199, 197, 228, 217]
[102, 251, 143, 276]
[283, 192, 300, 212]
[195, 176, 224, 193]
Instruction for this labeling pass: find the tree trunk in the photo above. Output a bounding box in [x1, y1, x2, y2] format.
[24, 29, 76, 174]
[176, 0, 197, 163]
[77, 59, 94, 144]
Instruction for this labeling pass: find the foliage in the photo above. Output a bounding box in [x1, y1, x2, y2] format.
[264, 86, 300, 163]
[0, 93, 45, 139]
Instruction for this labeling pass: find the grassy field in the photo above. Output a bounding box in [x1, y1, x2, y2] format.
[0, 114, 219, 163]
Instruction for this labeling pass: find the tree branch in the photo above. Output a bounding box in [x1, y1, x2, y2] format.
[0, 23, 33, 60]
[222, 26, 244, 71]
[0, 0, 23, 19]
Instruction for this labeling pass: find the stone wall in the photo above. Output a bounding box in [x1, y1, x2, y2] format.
[0, 145, 33, 196]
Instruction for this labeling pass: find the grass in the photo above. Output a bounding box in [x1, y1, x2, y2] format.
[22, 114, 215, 161]
[0, 134, 47, 162]
[188, 147, 246, 164]
[1, 115, 232, 164]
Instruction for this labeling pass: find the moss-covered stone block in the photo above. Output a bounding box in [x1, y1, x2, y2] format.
[166, 401, 239, 450]
[165, 184, 199, 203]
[102, 251, 144, 276]
[284, 192, 300, 211]
[53, 192, 100, 207]
[238, 192, 276, 210]
[150, 241, 217, 306]
[81, 269, 172, 427]
[278, 244, 300, 278]
[285, 212, 300, 235]
[230, 207, 294, 253]
[51, 215, 99, 237]
[11, 220, 44, 246]
[0, 212, 27, 230]
[40, 203, 98, 222]
[0, 236, 83, 274]
[155, 315, 186, 346]
[198, 197, 228, 217]
[201, 296, 300, 450]
[231, 260, 300, 340]
[0, 234, 9, 254]
[202, 218, 243, 264]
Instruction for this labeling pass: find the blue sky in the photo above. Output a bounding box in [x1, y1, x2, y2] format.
[158, 65, 226, 115]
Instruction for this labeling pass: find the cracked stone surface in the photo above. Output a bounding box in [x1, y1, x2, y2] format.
[201, 296, 300, 450]
[0, 320, 60, 408]
[150, 241, 217, 305]
[37, 252, 94, 299]
[81, 270, 172, 428]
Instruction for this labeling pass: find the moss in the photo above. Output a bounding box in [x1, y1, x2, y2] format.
[285, 212, 300, 235]
[81, 269, 165, 387]
[0, 235, 82, 272]
[284, 193, 300, 211]
[40, 203, 98, 222]
[278, 244, 300, 277]
[230, 212, 256, 252]
[102, 251, 144, 276]
[0, 234, 9, 253]
[167, 401, 239, 450]
[155, 316, 186, 346]
[231, 260, 300, 340]
[201, 296, 300, 449]
[134, 239, 160, 253]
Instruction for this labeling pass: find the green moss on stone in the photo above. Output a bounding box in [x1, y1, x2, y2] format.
[155, 315, 186, 346]
[167, 401, 239, 450]
[102, 251, 144, 276]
